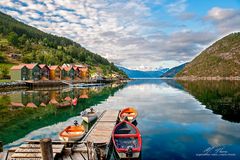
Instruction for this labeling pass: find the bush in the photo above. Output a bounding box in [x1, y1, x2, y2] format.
[0, 65, 10, 79]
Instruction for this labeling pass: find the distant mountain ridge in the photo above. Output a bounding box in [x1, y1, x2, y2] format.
[177, 32, 240, 79]
[160, 63, 188, 78]
[117, 66, 169, 78]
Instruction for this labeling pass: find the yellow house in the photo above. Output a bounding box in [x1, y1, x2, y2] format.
[49, 65, 61, 80]
[79, 67, 89, 79]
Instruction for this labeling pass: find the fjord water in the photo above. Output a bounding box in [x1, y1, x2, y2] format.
[1, 80, 240, 160]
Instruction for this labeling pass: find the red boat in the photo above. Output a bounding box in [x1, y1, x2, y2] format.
[112, 120, 142, 159]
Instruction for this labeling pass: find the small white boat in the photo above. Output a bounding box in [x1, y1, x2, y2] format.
[81, 108, 98, 123]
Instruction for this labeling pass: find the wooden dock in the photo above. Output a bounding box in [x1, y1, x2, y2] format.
[5, 109, 120, 160]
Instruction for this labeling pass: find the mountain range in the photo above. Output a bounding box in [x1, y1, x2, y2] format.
[160, 63, 188, 78]
[117, 66, 169, 78]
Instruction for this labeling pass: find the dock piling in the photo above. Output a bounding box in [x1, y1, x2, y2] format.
[86, 141, 95, 160]
[40, 138, 53, 160]
[0, 141, 3, 152]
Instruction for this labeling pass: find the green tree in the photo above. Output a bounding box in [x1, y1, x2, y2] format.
[22, 54, 33, 63]
[0, 65, 9, 78]
[7, 32, 19, 46]
[0, 52, 5, 63]
[18, 34, 27, 46]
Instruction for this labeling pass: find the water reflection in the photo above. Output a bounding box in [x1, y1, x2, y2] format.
[0, 83, 125, 146]
[92, 79, 240, 160]
[1, 79, 240, 160]
[176, 80, 240, 123]
[8, 88, 91, 108]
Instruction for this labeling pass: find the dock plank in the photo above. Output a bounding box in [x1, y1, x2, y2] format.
[15, 148, 63, 153]
[85, 122, 116, 143]
[10, 143, 63, 159]
[20, 144, 64, 149]
[81, 110, 119, 144]
[11, 153, 56, 158]
[11, 158, 41, 160]
[99, 110, 119, 122]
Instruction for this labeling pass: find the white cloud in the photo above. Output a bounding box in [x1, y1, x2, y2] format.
[205, 7, 240, 34]
[166, 0, 187, 15]
[0, 1, 239, 70]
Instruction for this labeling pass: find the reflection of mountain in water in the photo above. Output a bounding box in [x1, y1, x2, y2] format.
[177, 80, 240, 123]
[0, 83, 126, 145]
[128, 79, 165, 86]
[161, 79, 184, 90]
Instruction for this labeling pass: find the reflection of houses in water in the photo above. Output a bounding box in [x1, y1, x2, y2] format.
[49, 90, 61, 105]
[61, 88, 73, 101]
[26, 102, 37, 108]
[9, 91, 44, 108]
[89, 87, 102, 93]
[64, 96, 72, 101]
[22, 91, 42, 106]
[9, 93, 25, 108]
[8, 87, 91, 109]
[111, 83, 121, 88]
[39, 91, 50, 106]
[79, 89, 89, 99]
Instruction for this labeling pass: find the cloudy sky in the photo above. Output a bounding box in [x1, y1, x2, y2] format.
[0, 0, 240, 70]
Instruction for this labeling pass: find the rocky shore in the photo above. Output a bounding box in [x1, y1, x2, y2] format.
[0, 81, 27, 89]
[175, 76, 240, 81]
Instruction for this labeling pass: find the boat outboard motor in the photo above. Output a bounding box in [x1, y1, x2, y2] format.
[74, 120, 78, 126]
[126, 146, 133, 158]
[90, 108, 94, 113]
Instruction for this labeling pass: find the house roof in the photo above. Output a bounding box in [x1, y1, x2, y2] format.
[39, 64, 50, 69]
[25, 63, 39, 69]
[49, 65, 61, 70]
[10, 64, 26, 70]
[79, 67, 88, 72]
[73, 66, 79, 71]
[75, 64, 86, 68]
[62, 64, 72, 68]
[62, 66, 73, 71]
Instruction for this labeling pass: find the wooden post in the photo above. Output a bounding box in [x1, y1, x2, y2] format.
[40, 138, 53, 160]
[86, 141, 95, 160]
[0, 141, 3, 152]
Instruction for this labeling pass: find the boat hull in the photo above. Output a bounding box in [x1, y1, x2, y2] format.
[119, 117, 136, 123]
[59, 125, 85, 142]
[116, 151, 140, 159]
[82, 115, 97, 123]
[59, 134, 84, 142]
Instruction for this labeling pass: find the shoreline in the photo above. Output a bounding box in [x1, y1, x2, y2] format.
[0, 78, 129, 91]
[174, 76, 240, 81]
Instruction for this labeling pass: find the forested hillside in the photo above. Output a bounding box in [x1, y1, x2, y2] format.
[0, 11, 127, 78]
[177, 33, 240, 79]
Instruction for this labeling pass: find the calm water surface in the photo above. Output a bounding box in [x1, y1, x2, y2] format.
[0, 79, 240, 160]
